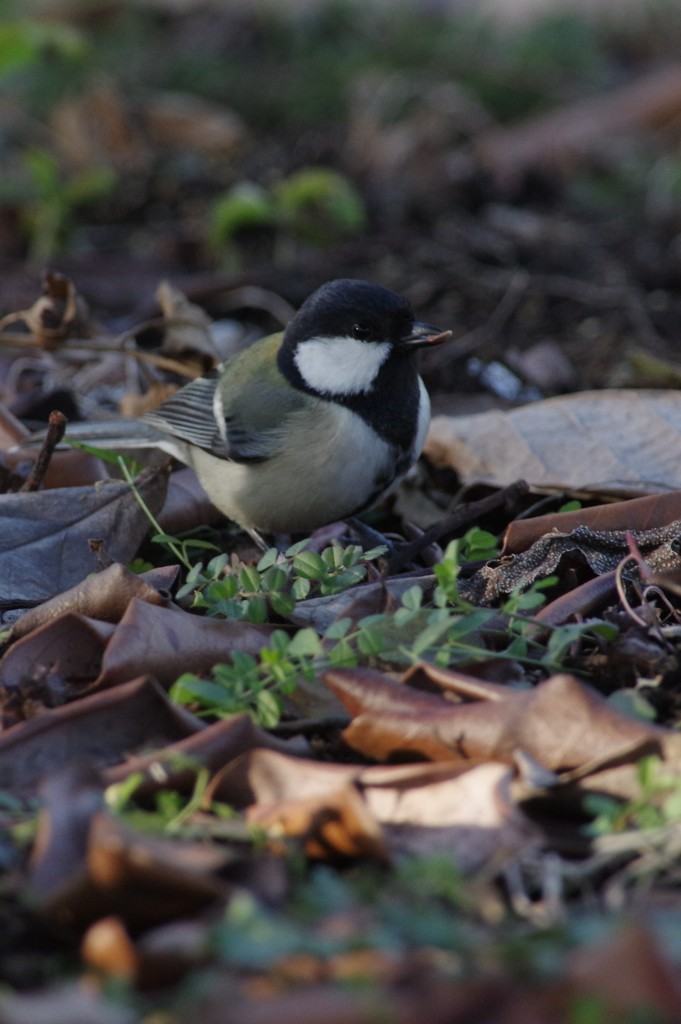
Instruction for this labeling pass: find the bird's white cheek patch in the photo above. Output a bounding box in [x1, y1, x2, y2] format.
[295, 337, 391, 396]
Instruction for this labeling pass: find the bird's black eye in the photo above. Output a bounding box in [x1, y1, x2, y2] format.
[352, 321, 372, 340]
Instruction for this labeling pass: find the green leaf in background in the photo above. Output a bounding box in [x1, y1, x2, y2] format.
[0, 19, 87, 80]
[273, 167, 366, 246]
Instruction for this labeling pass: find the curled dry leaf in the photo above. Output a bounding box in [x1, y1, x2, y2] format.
[533, 570, 618, 627]
[7, 562, 167, 641]
[425, 389, 681, 497]
[82, 915, 209, 990]
[461, 518, 681, 605]
[144, 91, 247, 156]
[249, 783, 390, 864]
[30, 766, 228, 930]
[155, 280, 217, 368]
[288, 573, 436, 633]
[361, 760, 541, 867]
[324, 667, 681, 801]
[118, 381, 181, 419]
[210, 745, 362, 809]
[0, 271, 93, 349]
[50, 81, 148, 174]
[0, 614, 116, 721]
[81, 916, 139, 982]
[1, 598, 275, 720]
[4, 408, 108, 492]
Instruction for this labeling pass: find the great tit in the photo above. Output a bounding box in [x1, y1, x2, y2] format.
[29, 279, 452, 538]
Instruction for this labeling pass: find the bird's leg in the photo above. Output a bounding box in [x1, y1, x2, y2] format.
[347, 517, 397, 556]
[246, 526, 269, 551]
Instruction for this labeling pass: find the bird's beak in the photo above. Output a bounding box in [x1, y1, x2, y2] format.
[401, 322, 453, 348]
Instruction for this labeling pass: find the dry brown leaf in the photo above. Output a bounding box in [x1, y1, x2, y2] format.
[504, 491, 681, 555]
[249, 783, 390, 863]
[155, 280, 217, 366]
[325, 668, 665, 772]
[461, 517, 681, 605]
[2, 597, 275, 723]
[289, 572, 436, 633]
[327, 666, 681, 800]
[0, 614, 115, 717]
[7, 562, 167, 641]
[94, 598, 274, 690]
[81, 916, 138, 981]
[117, 381, 180, 419]
[2, 403, 108, 488]
[50, 81, 148, 174]
[0, 676, 201, 793]
[216, 748, 539, 871]
[533, 570, 618, 627]
[0, 470, 168, 608]
[103, 713, 305, 799]
[425, 389, 681, 497]
[362, 760, 541, 867]
[210, 746, 362, 809]
[156, 466, 222, 536]
[82, 915, 208, 990]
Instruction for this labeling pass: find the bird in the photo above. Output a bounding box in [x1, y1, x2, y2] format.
[28, 279, 452, 540]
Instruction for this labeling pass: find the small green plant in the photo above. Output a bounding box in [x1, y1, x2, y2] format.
[177, 539, 387, 622]
[0, 17, 87, 81]
[105, 758, 242, 839]
[455, 526, 501, 562]
[116, 456, 220, 571]
[273, 167, 366, 246]
[65, 448, 218, 571]
[213, 854, 469, 973]
[209, 182, 277, 251]
[209, 167, 366, 262]
[171, 534, 616, 727]
[585, 756, 681, 835]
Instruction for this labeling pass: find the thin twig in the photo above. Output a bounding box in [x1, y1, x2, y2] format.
[0, 328, 204, 379]
[387, 480, 529, 573]
[19, 410, 67, 492]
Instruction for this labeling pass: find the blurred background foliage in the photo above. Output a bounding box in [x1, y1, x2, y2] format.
[2, 0, 681, 406]
[0, 0, 678, 269]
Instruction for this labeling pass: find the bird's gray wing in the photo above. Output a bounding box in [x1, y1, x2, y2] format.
[142, 341, 305, 464]
[143, 374, 222, 451]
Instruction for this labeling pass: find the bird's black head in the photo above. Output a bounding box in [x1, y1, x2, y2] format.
[278, 279, 449, 401]
[277, 278, 451, 451]
[283, 279, 415, 349]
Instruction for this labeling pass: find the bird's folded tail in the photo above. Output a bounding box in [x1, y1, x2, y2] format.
[11, 417, 183, 461]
